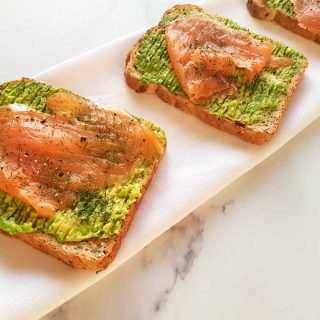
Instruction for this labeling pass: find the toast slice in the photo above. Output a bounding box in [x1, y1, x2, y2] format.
[247, 0, 320, 43]
[0, 160, 161, 271]
[0, 78, 166, 271]
[125, 4, 308, 144]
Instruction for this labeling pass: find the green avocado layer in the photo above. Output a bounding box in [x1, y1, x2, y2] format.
[267, 0, 296, 18]
[135, 7, 306, 125]
[0, 79, 59, 112]
[0, 79, 165, 242]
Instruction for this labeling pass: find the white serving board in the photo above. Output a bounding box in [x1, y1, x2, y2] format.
[0, 1, 319, 319]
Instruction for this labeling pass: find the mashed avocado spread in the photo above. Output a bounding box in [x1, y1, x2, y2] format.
[0, 79, 166, 242]
[135, 6, 305, 124]
[266, 0, 296, 18]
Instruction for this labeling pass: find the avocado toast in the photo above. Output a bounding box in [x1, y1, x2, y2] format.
[0, 78, 166, 271]
[125, 4, 308, 144]
[247, 0, 320, 43]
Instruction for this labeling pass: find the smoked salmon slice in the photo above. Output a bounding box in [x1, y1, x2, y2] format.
[165, 15, 275, 104]
[0, 94, 163, 218]
[294, 0, 320, 34]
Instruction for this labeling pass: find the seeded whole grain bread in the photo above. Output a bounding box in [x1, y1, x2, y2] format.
[247, 0, 320, 43]
[125, 4, 308, 144]
[0, 156, 163, 271]
[0, 78, 166, 271]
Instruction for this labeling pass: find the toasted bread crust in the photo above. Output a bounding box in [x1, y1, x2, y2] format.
[1, 155, 163, 271]
[246, 0, 277, 20]
[124, 6, 308, 144]
[247, 0, 320, 43]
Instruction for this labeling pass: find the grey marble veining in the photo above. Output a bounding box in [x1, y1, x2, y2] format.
[153, 214, 205, 313]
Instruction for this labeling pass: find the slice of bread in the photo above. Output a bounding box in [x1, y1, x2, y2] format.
[247, 0, 320, 43]
[0, 159, 160, 272]
[125, 4, 308, 144]
[0, 158, 162, 271]
[0, 78, 166, 271]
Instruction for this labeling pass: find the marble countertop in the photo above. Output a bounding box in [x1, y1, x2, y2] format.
[1, 0, 320, 319]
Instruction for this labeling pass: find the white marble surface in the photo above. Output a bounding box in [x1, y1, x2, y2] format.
[0, 0, 189, 83]
[1, 0, 320, 319]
